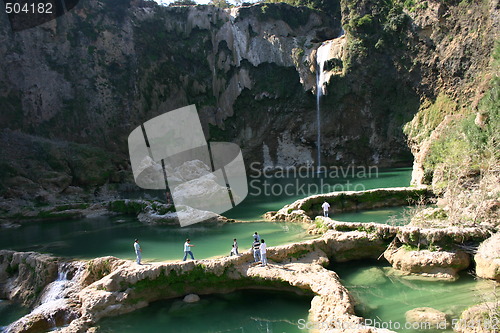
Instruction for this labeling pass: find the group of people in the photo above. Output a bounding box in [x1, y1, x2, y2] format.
[133, 231, 268, 267]
[133, 238, 196, 265]
[132, 201, 332, 265]
[251, 232, 267, 267]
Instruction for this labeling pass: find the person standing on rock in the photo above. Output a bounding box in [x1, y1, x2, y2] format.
[233, 238, 239, 255]
[321, 201, 331, 217]
[260, 239, 267, 267]
[230, 244, 238, 256]
[134, 239, 142, 265]
[252, 238, 261, 263]
[183, 238, 195, 261]
[253, 232, 260, 241]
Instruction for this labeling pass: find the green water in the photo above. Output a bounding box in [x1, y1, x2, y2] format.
[98, 290, 310, 333]
[333, 260, 497, 333]
[0, 218, 310, 261]
[201, 167, 411, 221]
[0, 168, 412, 261]
[332, 206, 411, 225]
[0, 300, 29, 329]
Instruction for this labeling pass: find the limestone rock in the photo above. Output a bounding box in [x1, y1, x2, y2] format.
[475, 233, 500, 281]
[0, 250, 59, 307]
[183, 294, 200, 303]
[455, 302, 498, 333]
[405, 307, 448, 328]
[384, 247, 470, 279]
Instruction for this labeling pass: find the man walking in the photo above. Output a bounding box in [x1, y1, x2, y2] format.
[134, 239, 142, 265]
[321, 200, 331, 217]
[183, 238, 195, 261]
[233, 238, 239, 255]
[260, 239, 267, 267]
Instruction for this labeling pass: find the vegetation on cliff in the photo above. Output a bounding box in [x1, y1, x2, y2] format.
[405, 41, 499, 227]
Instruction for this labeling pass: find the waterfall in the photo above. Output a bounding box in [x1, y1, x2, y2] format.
[39, 267, 71, 304]
[315, 28, 345, 171]
[5, 262, 84, 332]
[315, 42, 331, 171]
[30, 263, 76, 328]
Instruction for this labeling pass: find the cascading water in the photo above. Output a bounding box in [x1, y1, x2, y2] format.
[39, 267, 71, 304]
[5, 262, 84, 332]
[315, 28, 346, 171]
[315, 42, 332, 171]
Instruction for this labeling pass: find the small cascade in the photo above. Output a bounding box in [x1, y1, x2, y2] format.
[5, 262, 84, 332]
[39, 266, 71, 304]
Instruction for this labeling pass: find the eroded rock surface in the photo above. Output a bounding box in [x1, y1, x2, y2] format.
[384, 246, 470, 280]
[475, 233, 500, 281]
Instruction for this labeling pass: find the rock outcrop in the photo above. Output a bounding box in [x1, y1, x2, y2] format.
[268, 187, 433, 222]
[384, 246, 470, 280]
[455, 302, 499, 333]
[475, 233, 500, 281]
[405, 307, 448, 328]
[1, 238, 400, 333]
[182, 294, 200, 303]
[0, 250, 59, 307]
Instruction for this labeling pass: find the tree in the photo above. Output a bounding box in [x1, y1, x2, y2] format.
[170, 0, 196, 6]
[210, 0, 231, 8]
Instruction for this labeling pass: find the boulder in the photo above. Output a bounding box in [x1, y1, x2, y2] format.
[475, 234, 500, 281]
[384, 246, 470, 279]
[183, 294, 200, 303]
[405, 307, 448, 328]
[455, 302, 498, 333]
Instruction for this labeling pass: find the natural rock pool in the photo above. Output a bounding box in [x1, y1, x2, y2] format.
[0, 219, 311, 261]
[332, 206, 411, 225]
[224, 167, 413, 221]
[0, 168, 413, 261]
[97, 289, 312, 332]
[0, 300, 29, 331]
[333, 260, 497, 333]
[3, 167, 495, 332]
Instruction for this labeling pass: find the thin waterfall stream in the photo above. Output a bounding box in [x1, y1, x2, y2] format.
[315, 28, 345, 171]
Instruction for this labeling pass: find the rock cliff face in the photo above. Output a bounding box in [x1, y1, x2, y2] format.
[0, 0, 498, 206]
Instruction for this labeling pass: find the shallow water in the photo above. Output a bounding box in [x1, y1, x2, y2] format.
[1, 168, 416, 330]
[333, 260, 497, 333]
[98, 289, 311, 333]
[332, 206, 411, 225]
[0, 218, 311, 261]
[0, 300, 29, 330]
[224, 167, 412, 221]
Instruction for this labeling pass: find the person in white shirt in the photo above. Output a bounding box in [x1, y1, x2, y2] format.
[260, 239, 267, 267]
[230, 245, 237, 256]
[253, 232, 260, 241]
[233, 238, 239, 255]
[183, 238, 195, 261]
[321, 201, 331, 217]
[134, 239, 142, 265]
